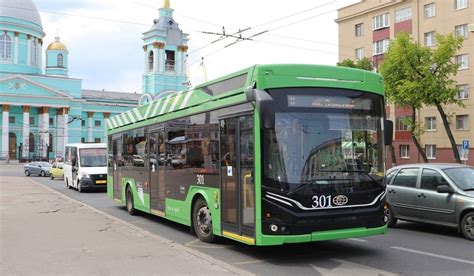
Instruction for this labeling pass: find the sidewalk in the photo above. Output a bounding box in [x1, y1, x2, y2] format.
[0, 175, 252, 275]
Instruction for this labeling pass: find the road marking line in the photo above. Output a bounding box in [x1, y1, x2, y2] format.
[348, 238, 368, 243]
[391, 246, 474, 265]
[311, 259, 397, 276]
[184, 238, 232, 249]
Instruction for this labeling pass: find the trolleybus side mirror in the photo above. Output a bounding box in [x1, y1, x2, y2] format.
[246, 89, 275, 129]
[384, 120, 393, 145]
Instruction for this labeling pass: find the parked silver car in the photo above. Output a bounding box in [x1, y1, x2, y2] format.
[384, 163, 474, 240]
[24, 161, 52, 177]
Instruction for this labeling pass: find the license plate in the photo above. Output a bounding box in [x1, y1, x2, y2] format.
[96, 180, 107, 184]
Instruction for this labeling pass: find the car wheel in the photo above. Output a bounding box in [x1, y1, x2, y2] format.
[25, 170, 30, 176]
[50, 174, 54, 180]
[385, 204, 397, 228]
[461, 212, 474, 241]
[126, 186, 136, 216]
[193, 197, 215, 243]
[40, 171, 45, 177]
[77, 181, 83, 193]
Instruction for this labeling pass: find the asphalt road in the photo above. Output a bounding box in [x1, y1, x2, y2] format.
[2, 165, 473, 275]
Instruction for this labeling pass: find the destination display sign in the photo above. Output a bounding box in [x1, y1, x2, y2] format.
[287, 95, 371, 110]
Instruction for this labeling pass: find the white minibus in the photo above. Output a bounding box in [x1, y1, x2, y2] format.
[64, 143, 107, 192]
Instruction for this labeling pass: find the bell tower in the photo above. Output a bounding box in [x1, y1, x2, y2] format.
[142, 0, 189, 99]
[45, 36, 68, 77]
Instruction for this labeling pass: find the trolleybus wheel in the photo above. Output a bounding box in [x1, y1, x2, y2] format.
[193, 197, 215, 243]
[126, 186, 136, 216]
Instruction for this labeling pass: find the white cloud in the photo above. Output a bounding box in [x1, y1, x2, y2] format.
[37, 0, 359, 92]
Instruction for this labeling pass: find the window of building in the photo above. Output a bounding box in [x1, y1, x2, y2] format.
[373, 39, 389, 55]
[395, 7, 412, 23]
[0, 33, 12, 59]
[424, 3, 436, 18]
[165, 50, 175, 71]
[81, 137, 85, 143]
[400, 145, 410, 158]
[355, 48, 364, 60]
[424, 31, 436, 46]
[454, 24, 469, 39]
[457, 84, 469, 99]
[48, 133, 53, 153]
[426, 144, 436, 159]
[9, 116, 15, 124]
[57, 54, 64, 67]
[456, 115, 469, 130]
[81, 119, 85, 127]
[396, 116, 411, 131]
[49, 117, 54, 126]
[372, 13, 390, 30]
[94, 138, 101, 143]
[148, 51, 154, 71]
[455, 54, 469, 69]
[455, 0, 468, 10]
[29, 117, 35, 126]
[425, 117, 436, 131]
[95, 120, 101, 127]
[29, 133, 35, 152]
[30, 39, 38, 66]
[355, 23, 364, 37]
[393, 168, 419, 188]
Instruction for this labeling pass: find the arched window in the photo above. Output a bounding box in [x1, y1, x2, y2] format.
[30, 39, 38, 65]
[148, 51, 154, 71]
[57, 54, 63, 67]
[29, 133, 35, 153]
[0, 33, 12, 59]
[48, 134, 53, 153]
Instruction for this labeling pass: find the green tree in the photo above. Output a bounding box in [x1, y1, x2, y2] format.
[337, 57, 373, 71]
[380, 32, 464, 163]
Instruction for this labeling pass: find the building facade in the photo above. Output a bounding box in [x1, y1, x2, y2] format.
[337, 0, 474, 166]
[0, 0, 140, 161]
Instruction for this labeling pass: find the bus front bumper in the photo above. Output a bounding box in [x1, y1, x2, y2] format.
[257, 225, 387, 246]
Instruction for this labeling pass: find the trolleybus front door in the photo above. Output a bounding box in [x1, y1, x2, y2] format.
[149, 130, 165, 215]
[220, 115, 255, 242]
[112, 137, 122, 201]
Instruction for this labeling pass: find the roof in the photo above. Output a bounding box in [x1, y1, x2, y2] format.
[389, 163, 472, 170]
[0, 0, 42, 27]
[47, 36, 68, 51]
[82, 89, 142, 102]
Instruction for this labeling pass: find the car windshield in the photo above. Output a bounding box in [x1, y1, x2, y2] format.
[443, 167, 474, 191]
[263, 88, 385, 194]
[79, 148, 107, 167]
[38, 162, 51, 167]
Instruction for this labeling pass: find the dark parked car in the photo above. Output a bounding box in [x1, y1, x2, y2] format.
[24, 162, 52, 177]
[384, 163, 474, 240]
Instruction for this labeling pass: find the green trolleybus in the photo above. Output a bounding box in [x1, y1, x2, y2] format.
[107, 64, 393, 246]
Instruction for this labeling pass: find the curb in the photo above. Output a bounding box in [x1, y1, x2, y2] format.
[30, 178, 254, 276]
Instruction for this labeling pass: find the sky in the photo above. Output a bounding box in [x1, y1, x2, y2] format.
[34, 0, 360, 93]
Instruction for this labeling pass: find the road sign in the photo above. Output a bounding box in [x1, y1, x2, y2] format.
[462, 140, 469, 149]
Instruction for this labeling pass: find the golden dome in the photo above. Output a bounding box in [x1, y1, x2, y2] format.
[163, 0, 170, 8]
[47, 36, 68, 51]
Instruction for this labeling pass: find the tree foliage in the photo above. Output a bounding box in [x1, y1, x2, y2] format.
[337, 57, 373, 71]
[380, 32, 464, 163]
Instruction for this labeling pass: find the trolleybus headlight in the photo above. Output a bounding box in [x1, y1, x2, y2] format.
[270, 224, 278, 232]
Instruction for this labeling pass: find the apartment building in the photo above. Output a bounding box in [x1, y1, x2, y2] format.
[336, 0, 474, 166]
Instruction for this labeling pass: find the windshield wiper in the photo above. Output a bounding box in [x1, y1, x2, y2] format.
[463, 188, 474, 192]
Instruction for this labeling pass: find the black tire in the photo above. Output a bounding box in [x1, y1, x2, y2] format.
[192, 197, 215, 243]
[25, 170, 30, 176]
[126, 186, 136, 216]
[385, 204, 397, 228]
[66, 179, 71, 189]
[460, 212, 474, 241]
[50, 174, 54, 180]
[40, 171, 45, 177]
[77, 181, 83, 193]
